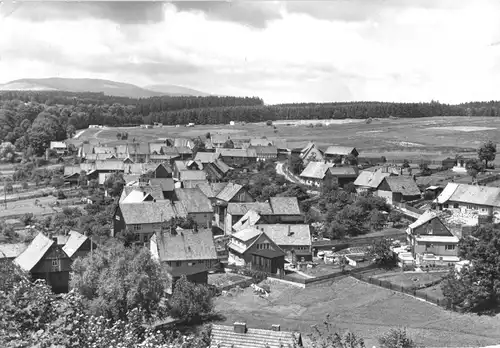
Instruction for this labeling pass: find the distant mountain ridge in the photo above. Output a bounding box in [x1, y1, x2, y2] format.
[0, 78, 210, 98]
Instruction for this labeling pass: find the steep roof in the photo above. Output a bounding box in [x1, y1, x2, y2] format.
[0, 243, 28, 259]
[216, 183, 244, 202]
[354, 170, 391, 189]
[383, 176, 421, 196]
[62, 230, 88, 258]
[174, 188, 213, 213]
[227, 202, 273, 216]
[179, 170, 207, 182]
[196, 182, 227, 198]
[194, 152, 221, 163]
[155, 228, 218, 262]
[94, 146, 115, 154]
[269, 197, 301, 215]
[149, 143, 164, 154]
[149, 178, 174, 192]
[217, 148, 255, 158]
[212, 159, 231, 173]
[409, 210, 439, 229]
[324, 146, 357, 156]
[120, 186, 165, 203]
[14, 233, 54, 272]
[233, 210, 262, 231]
[210, 324, 300, 348]
[256, 224, 311, 246]
[252, 146, 278, 156]
[176, 146, 192, 155]
[64, 166, 81, 177]
[299, 162, 333, 179]
[232, 227, 262, 242]
[174, 161, 188, 172]
[121, 190, 155, 203]
[211, 134, 231, 144]
[437, 183, 500, 207]
[119, 201, 187, 224]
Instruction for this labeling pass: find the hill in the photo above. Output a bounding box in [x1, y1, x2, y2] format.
[0, 78, 207, 98]
[143, 84, 210, 97]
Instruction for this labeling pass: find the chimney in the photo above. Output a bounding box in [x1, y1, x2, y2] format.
[233, 322, 247, 334]
[272, 324, 281, 332]
[287, 225, 293, 236]
[52, 237, 58, 244]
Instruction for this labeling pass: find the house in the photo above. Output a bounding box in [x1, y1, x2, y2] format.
[152, 163, 173, 179]
[127, 143, 150, 162]
[150, 154, 180, 164]
[13, 231, 93, 293]
[174, 188, 214, 228]
[435, 183, 500, 223]
[194, 151, 221, 164]
[149, 178, 175, 199]
[227, 227, 285, 275]
[50, 141, 68, 155]
[327, 166, 359, 187]
[299, 162, 334, 186]
[204, 159, 231, 180]
[254, 224, 312, 262]
[226, 203, 274, 235]
[173, 160, 203, 179]
[324, 146, 359, 164]
[210, 323, 303, 348]
[119, 185, 165, 203]
[353, 170, 393, 193]
[377, 176, 421, 204]
[249, 138, 274, 147]
[406, 211, 461, 266]
[297, 142, 324, 166]
[269, 197, 303, 223]
[179, 170, 207, 188]
[252, 146, 278, 161]
[216, 148, 257, 166]
[150, 227, 218, 293]
[212, 183, 254, 230]
[211, 134, 232, 148]
[112, 201, 188, 244]
[62, 230, 97, 260]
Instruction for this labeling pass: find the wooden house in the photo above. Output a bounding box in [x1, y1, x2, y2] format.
[324, 146, 359, 164]
[353, 170, 393, 193]
[254, 224, 312, 262]
[173, 188, 214, 228]
[251, 146, 278, 161]
[216, 148, 257, 167]
[377, 176, 421, 204]
[227, 227, 285, 275]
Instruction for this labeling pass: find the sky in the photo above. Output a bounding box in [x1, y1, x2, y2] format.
[1, 0, 500, 104]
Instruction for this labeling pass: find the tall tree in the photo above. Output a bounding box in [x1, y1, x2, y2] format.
[169, 275, 213, 323]
[477, 140, 496, 168]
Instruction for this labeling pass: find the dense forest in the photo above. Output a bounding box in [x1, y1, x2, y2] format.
[2, 90, 500, 156]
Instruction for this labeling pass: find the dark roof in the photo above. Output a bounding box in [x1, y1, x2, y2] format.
[155, 228, 218, 262]
[14, 233, 54, 272]
[174, 188, 213, 213]
[383, 176, 421, 196]
[210, 324, 300, 348]
[169, 264, 209, 277]
[216, 183, 244, 202]
[252, 248, 285, 258]
[119, 201, 187, 224]
[149, 178, 175, 192]
[62, 230, 88, 258]
[327, 166, 359, 177]
[269, 197, 301, 215]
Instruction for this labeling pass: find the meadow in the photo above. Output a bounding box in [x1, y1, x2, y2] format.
[73, 116, 500, 162]
[214, 276, 500, 347]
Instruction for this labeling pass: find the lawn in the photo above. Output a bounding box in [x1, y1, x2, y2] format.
[0, 196, 58, 218]
[208, 273, 252, 289]
[373, 271, 448, 289]
[298, 260, 344, 277]
[77, 116, 500, 162]
[213, 276, 500, 347]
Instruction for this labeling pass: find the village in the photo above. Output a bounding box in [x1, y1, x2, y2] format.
[1, 122, 500, 347]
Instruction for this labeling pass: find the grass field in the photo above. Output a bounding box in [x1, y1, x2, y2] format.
[74, 116, 500, 162]
[0, 196, 58, 218]
[213, 277, 500, 347]
[208, 273, 251, 289]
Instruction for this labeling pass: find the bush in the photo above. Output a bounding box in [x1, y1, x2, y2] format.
[21, 181, 29, 190]
[266, 120, 273, 126]
[57, 190, 66, 200]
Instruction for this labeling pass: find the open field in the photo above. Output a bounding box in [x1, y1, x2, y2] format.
[213, 276, 500, 347]
[0, 196, 57, 218]
[74, 116, 500, 162]
[208, 273, 251, 289]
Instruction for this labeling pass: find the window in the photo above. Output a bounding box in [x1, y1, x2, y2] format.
[176, 261, 182, 267]
[133, 224, 142, 231]
[115, 215, 120, 220]
[453, 203, 459, 208]
[134, 234, 140, 241]
[443, 204, 449, 208]
[445, 245, 456, 250]
[52, 259, 59, 267]
[188, 262, 194, 266]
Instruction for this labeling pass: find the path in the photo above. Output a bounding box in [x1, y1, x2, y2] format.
[73, 129, 86, 139]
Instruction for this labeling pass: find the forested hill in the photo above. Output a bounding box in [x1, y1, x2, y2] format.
[2, 91, 500, 154]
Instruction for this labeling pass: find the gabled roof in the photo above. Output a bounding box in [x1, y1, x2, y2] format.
[383, 176, 421, 196]
[119, 201, 187, 225]
[354, 170, 391, 189]
[409, 210, 439, 229]
[155, 163, 173, 174]
[211, 134, 231, 144]
[212, 159, 231, 173]
[14, 233, 54, 272]
[173, 138, 194, 149]
[176, 146, 193, 155]
[194, 152, 221, 163]
[252, 146, 278, 156]
[120, 186, 165, 203]
[174, 161, 188, 172]
[269, 197, 301, 215]
[64, 166, 81, 177]
[324, 146, 357, 156]
[0, 243, 28, 259]
[233, 210, 262, 231]
[327, 166, 359, 177]
[155, 228, 218, 262]
[299, 162, 333, 179]
[161, 146, 179, 156]
[232, 227, 262, 242]
[210, 324, 300, 348]
[127, 143, 150, 155]
[437, 183, 500, 207]
[216, 183, 243, 202]
[94, 160, 125, 172]
[196, 182, 227, 198]
[149, 178, 174, 192]
[121, 190, 155, 203]
[149, 143, 164, 154]
[62, 230, 88, 258]
[179, 170, 207, 182]
[216, 148, 255, 158]
[227, 202, 273, 216]
[256, 224, 311, 246]
[174, 188, 213, 213]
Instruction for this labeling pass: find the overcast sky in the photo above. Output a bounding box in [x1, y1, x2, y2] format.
[1, 0, 500, 104]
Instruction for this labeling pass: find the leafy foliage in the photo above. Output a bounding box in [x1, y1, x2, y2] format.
[378, 328, 418, 348]
[368, 238, 396, 267]
[477, 140, 496, 168]
[0, 142, 16, 163]
[169, 275, 214, 323]
[309, 315, 366, 348]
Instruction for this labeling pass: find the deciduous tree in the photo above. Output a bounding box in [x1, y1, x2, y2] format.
[378, 328, 418, 348]
[477, 140, 496, 168]
[169, 275, 214, 323]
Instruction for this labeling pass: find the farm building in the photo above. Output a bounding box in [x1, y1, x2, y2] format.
[353, 170, 394, 193]
[377, 176, 421, 204]
[254, 224, 312, 262]
[323, 146, 359, 164]
[173, 188, 214, 228]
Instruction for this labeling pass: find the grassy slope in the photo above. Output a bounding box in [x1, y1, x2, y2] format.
[214, 277, 500, 347]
